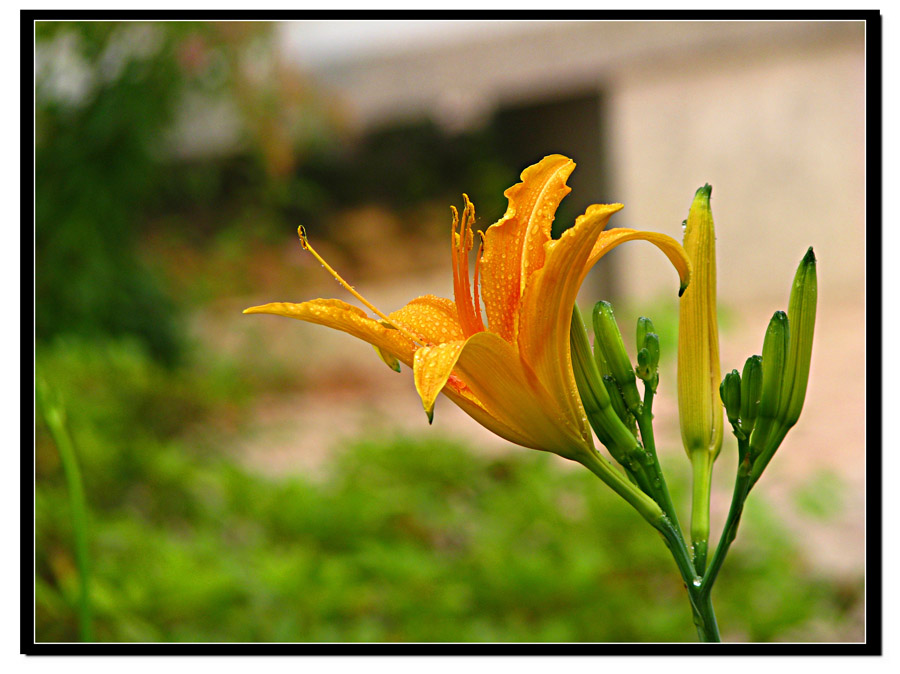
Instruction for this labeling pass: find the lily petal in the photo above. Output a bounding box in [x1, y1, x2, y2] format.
[439, 383, 539, 450]
[518, 203, 624, 433]
[451, 331, 589, 459]
[243, 299, 418, 365]
[388, 294, 465, 345]
[586, 228, 692, 297]
[480, 155, 575, 343]
[413, 341, 467, 420]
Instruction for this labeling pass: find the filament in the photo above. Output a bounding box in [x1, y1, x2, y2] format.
[297, 226, 424, 346]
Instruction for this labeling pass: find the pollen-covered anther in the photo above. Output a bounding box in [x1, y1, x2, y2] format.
[297, 225, 310, 250]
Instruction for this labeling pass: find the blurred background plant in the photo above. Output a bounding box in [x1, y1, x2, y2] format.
[34, 20, 865, 642]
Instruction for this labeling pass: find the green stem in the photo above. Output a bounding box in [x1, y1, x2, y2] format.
[688, 586, 721, 642]
[634, 385, 686, 544]
[689, 451, 713, 574]
[704, 458, 753, 591]
[577, 448, 666, 527]
[748, 425, 789, 487]
[656, 518, 720, 642]
[39, 383, 94, 642]
[632, 385, 721, 640]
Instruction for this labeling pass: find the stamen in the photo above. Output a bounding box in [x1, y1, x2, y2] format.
[297, 226, 424, 346]
[450, 196, 484, 336]
[473, 232, 485, 329]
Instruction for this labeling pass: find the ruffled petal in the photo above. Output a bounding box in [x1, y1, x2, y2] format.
[243, 299, 417, 365]
[479, 155, 574, 342]
[517, 203, 624, 433]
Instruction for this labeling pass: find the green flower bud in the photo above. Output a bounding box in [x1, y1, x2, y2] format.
[603, 375, 638, 436]
[592, 301, 642, 413]
[571, 307, 640, 460]
[635, 333, 660, 384]
[748, 249, 818, 485]
[569, 307, 637, 448]
[636, 348, 652, 381]
[636, 317, 655, 355]
[719, 369, 741, 427]
[779, 247, 817, 428]
[643, 332, 660, 372]
[739, 355, 763, 437]
[750, 310, 789, 456]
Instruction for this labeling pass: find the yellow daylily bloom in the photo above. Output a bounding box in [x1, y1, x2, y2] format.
[244, 155, 690, 465]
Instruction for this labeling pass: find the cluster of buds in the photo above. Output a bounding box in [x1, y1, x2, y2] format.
[635, 316, 661, 393]
[571, 303, 661, 485]
[720, 247, 817, 481]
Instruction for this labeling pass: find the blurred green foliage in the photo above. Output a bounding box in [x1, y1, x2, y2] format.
[35, 337, 862, 642]
[34, 22, 340, 364]
[36, 22, 192, 364]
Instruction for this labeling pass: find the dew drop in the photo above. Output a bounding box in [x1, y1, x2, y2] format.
[692, 578, 702, 587]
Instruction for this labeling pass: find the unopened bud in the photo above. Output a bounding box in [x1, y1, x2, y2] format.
[636, 317, 655, 354]
[779, 247, 817, 428]
[593, 301, 642, 413]
[644, 332, 660, 372]
[636, 332, 660, 383]
[760, 311, 789, 419]
[719, 369, 741, 427]
[677, 184, 723, 459]
[603, 375, 638, 436]
[750, 310, 789, 455]
[570, 307, 640, 459]
[739, 355, 763, 437]
[749, 249, 818, 484]
[636, 348, 651, 380]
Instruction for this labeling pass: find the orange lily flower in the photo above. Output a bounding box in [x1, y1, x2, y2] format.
[245, 155, 690, 465]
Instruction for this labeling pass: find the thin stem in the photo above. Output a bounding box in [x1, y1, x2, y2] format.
[634, 384, 686, 543]
[39, 382, 94, 642]
[632, 383, 723, 640]
[577, 448, 666, 528]
[689, 452, 713, 574]
[703, 457, 752, 591]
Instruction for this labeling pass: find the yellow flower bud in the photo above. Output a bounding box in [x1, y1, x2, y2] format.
[677, 185, 724, 461]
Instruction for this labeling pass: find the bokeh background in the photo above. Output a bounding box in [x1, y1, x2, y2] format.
[34, 20, 866, 642]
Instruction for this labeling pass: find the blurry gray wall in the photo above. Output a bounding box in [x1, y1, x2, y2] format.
[280, 20, 865, 304]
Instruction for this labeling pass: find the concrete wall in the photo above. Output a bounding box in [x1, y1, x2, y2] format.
[281, 20, 866, 304]
[607, 28, 865, 304]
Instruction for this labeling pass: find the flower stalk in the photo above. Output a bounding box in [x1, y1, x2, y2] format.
[677, 184, 723, 574]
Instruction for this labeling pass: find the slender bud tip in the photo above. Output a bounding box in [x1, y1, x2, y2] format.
[678, 281, 688, 297]
[425, 406, 434, 425]
[694, 183, 712, 201]
[803, 246, 816, 265]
